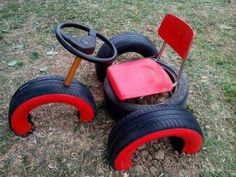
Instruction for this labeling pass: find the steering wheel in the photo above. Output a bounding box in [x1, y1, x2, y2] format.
[55, 22, 117, 63]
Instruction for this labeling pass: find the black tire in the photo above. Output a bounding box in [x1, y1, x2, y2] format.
[104, 60, 188, 120]
[96, 32, 158, 81]
[108, 104, 203, 171]
[8, 75, 96, 137]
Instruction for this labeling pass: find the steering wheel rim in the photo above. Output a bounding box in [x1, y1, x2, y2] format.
[55, 22, 117, 63]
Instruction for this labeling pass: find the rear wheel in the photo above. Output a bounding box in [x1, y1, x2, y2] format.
[104, 60, 188, 120]
[108, 104, 203, 171]
[8, 76, 96, 137]
[96, 32, 158, 81]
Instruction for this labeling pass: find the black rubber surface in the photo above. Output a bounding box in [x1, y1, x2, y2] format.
[96, 32, 158, 81]
[8, 75, 96, 135]
[107, 104, 203, 168]
[104, 60, 188, 120]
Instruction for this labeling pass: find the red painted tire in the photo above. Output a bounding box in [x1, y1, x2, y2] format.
[108, 104, 203, 171]
[8, 76, 96, 137]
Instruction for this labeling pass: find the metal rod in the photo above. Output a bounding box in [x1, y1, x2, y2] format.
[64, 57, 81, 86]
[176, 60, 186, 84]
[156, 42, 166, 61]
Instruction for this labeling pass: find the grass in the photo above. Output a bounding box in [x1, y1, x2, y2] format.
[0, 0, 235, 176]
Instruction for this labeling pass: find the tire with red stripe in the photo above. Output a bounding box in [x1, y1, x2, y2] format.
[8, 76, 96, 137]
[108, 104, 203, 171]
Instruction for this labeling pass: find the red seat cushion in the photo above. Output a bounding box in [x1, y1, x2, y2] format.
[107, 58, 174, 101]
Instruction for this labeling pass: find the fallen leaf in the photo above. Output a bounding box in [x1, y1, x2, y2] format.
[219, 24, 232, 30]
[48, 164, 55, 170]
[46, 49, 58, 56]
[8, 60, 19, 67]
[39, 66, 48, 72]
[14, 44, 24, 49]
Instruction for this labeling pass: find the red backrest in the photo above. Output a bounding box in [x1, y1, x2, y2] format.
[158, 14, 195, 60]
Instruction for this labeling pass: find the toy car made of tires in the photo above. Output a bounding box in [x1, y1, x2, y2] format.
[8, 14, 203, 171]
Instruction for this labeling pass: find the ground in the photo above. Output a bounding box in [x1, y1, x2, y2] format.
[0, 0, 235, 177]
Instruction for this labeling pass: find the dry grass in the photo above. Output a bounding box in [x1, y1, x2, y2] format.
[0, 0, 235, 176]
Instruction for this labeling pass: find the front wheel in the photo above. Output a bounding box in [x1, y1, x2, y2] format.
[8, 76, 96, 137]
